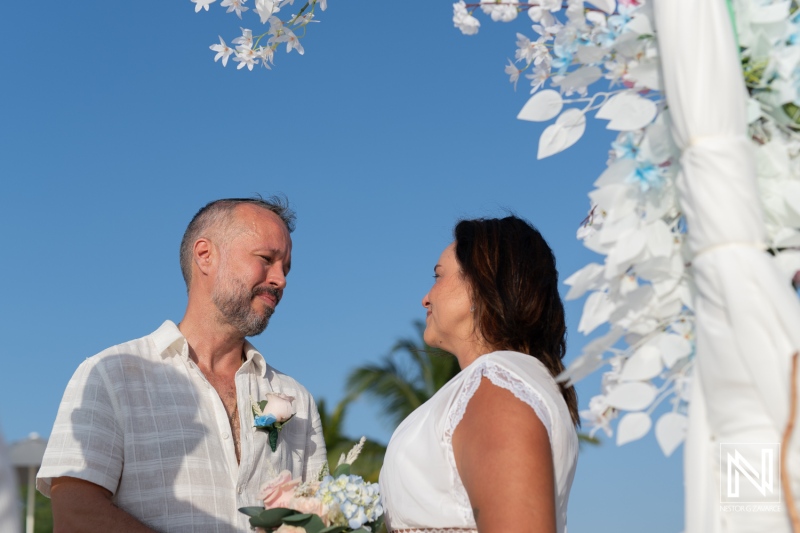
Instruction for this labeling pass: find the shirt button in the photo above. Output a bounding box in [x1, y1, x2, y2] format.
[237, 486, 243, 494]
[223, 433, 230, 440]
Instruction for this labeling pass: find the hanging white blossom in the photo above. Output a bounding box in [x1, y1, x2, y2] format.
[454, 0, 800, 453]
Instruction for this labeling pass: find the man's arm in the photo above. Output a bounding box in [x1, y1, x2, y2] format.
[50, 477, 157, 533]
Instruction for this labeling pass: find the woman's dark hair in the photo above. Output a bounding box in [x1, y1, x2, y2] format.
[454, 215, 579, 426]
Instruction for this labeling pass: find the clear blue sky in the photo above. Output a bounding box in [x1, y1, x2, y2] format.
[0, 1, 682, 531]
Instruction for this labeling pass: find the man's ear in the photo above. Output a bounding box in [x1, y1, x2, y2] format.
[193, 238, 215, 276]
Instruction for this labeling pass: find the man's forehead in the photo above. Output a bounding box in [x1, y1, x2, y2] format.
[231, 204, 291, 237]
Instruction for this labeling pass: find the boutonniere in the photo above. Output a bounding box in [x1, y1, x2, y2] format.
[252, 393, 296, 452]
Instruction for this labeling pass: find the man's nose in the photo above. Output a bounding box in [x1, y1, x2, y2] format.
[267, 264, 287, 289]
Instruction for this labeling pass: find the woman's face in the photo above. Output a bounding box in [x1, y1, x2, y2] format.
[421, 243, 475, 356]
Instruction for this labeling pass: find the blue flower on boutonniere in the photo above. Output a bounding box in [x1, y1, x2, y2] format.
[252, 393, 295, 452]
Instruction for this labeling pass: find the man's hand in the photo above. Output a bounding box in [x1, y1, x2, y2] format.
[50, 477, 158, 533]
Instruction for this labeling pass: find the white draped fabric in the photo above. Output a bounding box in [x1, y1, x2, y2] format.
[653, 1, 800, 531]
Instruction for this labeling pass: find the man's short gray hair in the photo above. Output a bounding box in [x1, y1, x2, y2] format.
[179, 195, 296, 287]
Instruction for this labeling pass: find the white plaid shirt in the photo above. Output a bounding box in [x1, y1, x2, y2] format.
[38, 321, 327, 532]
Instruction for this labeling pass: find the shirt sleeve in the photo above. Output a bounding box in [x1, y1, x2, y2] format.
[37, 358, 124, 497]
[302, 394, 328, 481]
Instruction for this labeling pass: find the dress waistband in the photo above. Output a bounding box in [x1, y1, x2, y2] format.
[390, 529, 478, 533]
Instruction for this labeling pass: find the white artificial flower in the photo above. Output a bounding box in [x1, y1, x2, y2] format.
[481, 0, 518, 22]
[319, 0, 327, 10]
[210, 36, 234, 66]
[192, 0, 217, 12]
[234, 47, 258, 70]
[505, 59, 520, 89]
[272, 26, 304, 54]
[221, 0, 249, 19]
[233, 28, 254, 50]
[255, 0, 280, 23]
[526, 64, 550, 93]
[515, 32, 550, 65]
[453, 1, 480, 35]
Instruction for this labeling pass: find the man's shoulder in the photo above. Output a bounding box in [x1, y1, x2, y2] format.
[263, 363, 314, 401]
[78, 322, 178, 375]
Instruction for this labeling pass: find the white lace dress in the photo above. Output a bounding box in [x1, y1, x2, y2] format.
[378, 351, 578, 533]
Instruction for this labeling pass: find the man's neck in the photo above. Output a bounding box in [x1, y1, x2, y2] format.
[179, 311, 245, 375]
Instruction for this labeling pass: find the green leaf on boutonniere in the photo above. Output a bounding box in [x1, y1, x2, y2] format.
[238, 506, 266, 517]
[248, 508, 296, 528]
[282, 513, 325, 533]
[268, 428, 278, 452]
[332, 463, 351, 477]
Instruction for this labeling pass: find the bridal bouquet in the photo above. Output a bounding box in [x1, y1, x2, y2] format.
[240, 438, 384, 533]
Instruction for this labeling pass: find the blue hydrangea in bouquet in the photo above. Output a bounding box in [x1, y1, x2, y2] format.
[239, 437, 384, 533]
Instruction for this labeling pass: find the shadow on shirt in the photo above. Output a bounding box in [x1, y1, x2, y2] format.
[71, 353, 240, 532]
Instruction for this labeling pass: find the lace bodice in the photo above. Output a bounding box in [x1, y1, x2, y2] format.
[379, 351, 578, 532]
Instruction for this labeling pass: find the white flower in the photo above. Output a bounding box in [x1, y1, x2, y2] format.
[234, 48, 258, 70]
[505, 59, 520, 89]
[255, 0, 280, 23]
[526, 64, 550, 93]
[233, 28, 254, 49]
[210, 36, 234, 66]
[580, 394, 616, 437]
[515, 32, 550, 66]
[453, 1, 480, 36]
[480, 0, 518, 22]
[256, 46, 275, 69]
[221, 0, 249, 19]
[318, 0, 327, 10]
[192, 0, 217, 12]
[272, 25, 304, 54]
[262, 392, 295, 422]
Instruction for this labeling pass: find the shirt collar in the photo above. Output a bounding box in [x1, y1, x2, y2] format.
[151, 320, 267, 377]
[151, 320, 187, 357]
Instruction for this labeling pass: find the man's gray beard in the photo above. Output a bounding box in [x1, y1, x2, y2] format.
[212, 280, 276, 337]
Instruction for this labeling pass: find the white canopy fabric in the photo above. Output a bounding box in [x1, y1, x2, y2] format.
[653, 1, 800, 531]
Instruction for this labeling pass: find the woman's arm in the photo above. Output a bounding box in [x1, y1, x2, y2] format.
[452, 376, 556, 533]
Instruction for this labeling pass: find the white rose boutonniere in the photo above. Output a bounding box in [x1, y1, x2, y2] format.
[252, 393, 296, 452]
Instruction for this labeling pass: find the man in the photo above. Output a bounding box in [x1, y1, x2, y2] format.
[37, 197, 327, 532]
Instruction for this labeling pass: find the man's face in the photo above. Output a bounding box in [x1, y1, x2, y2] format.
[210, 205, 292, 337]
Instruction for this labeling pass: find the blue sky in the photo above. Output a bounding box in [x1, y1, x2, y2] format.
[0, 1, 682, 531]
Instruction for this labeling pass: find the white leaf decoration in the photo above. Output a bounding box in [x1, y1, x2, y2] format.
[555, 66, 602, 92]
[517, 90, 563, 122]
[564, 262, 605, 301]
[657, 333, 693, 368]
[576, 45, 607, 64]
[655, 412, 688, 456]
[605, 227, 647, 276]
[586, 0, 616, 14]
[596, 92, 657, 131]
[620, 345, 662, 381]
[594, 159, 637, 187]
[616, 412, 652, 446]
[605, 382, 658, 411]
[747, 98, 763, 123]
[578, 291, 614, 335]
[537, 109, 586, 159]
[626, 58, 662, 91]
[644, 219, 673, 257]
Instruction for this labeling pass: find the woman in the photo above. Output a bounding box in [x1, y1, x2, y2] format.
[379, 215, 579, 533]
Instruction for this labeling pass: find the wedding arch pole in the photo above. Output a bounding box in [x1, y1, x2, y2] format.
[652, 1, 800, 531]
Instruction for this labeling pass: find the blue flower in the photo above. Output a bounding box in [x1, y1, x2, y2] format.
[611, 133, 639, 160]
[254, 414, 277, 427]
[627, 162, 664, 192]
